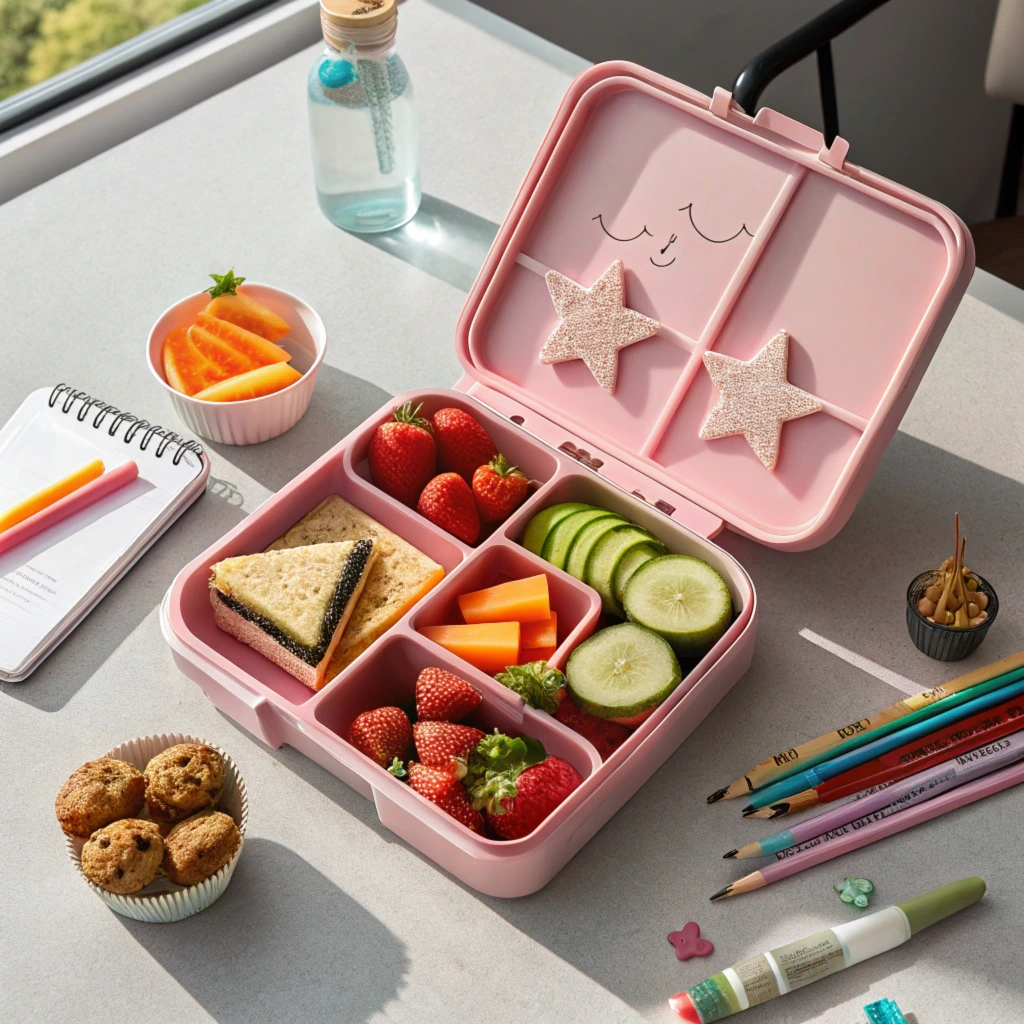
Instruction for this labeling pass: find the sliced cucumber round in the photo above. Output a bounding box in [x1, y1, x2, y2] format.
[522, 502, 592, 556]
[623, 555, 733, 659]
[614, 543, 660, 605]
[565, 514, 628, 581]
[542, 509, 619, 570]
[566, 622, 682, 721]
[585, 525, 666, 616]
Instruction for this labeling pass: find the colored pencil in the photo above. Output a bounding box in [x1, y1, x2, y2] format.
[0, 461, 138, 557]
[706, 649, 1024, 802]
[746, 688, 1024, 818]
[743, 674, 1024, 811]
[725, 731, 1024, 859]
[710, 757, 1024, 900]
[0, 458, 105, 534]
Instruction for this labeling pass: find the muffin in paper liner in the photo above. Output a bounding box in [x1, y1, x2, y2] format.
[64, 733, 248, 923]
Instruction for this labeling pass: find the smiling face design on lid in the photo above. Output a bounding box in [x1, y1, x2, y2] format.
[592, 205, 754, 269]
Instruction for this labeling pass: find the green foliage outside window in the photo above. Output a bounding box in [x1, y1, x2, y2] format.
[0, 0, 204, 101]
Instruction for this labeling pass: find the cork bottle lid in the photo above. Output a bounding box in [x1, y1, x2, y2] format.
[320, 0, 396, 29]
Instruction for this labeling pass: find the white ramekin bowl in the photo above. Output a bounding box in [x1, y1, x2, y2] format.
[147, 283, 326, 445]
[64, 733, 248, 923]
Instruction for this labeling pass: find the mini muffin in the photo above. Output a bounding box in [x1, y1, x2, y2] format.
[163, 810, 241, 886]
[81, 819, 164, 894]
[145, 743, 225, 824]
[55, 757, 147, 838]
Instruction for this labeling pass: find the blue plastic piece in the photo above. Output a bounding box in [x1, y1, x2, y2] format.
[318, 59, 356, 89]
[863, 998, 908, 1024]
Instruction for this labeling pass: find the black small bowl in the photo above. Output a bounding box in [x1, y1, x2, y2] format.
[906, 570, 999, 662]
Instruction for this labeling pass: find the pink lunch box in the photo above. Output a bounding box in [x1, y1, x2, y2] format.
[162, 62, 973, 897]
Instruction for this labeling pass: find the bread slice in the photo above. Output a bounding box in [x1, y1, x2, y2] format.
[210, 539, 377, 690]
[267, 496, 445, 678]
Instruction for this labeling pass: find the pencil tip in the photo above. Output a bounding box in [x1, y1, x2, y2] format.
[706, 788, 727, 804]
[768, 804, 788, 819]
[709, 886, 731, 902]
[740, 805, 755, 817]
[722, 849, 738, 859]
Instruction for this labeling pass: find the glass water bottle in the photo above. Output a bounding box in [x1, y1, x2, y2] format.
[307, 0, 420, 233]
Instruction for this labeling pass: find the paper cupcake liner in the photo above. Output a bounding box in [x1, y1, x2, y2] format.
[64, 733, 248, 923]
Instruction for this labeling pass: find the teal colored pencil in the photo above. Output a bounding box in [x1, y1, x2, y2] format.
[743, 674, 1024, 811]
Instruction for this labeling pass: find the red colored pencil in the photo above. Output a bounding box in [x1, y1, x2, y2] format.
[747, 692, 1024, 817]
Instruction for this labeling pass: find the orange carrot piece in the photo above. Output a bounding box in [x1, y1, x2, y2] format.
[519, 646, 556, 666]
[457, 574, 550, 625]
[520, 611, 557, 649]
[162, 325, 232, 396]
[419, 622, 520, 674]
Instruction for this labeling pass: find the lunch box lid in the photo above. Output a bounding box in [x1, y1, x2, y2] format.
[455, 62, 974, 549]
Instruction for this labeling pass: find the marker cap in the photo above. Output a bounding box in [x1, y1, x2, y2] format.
[896, 876, 986, 935]
[668, 991, 703, 1023]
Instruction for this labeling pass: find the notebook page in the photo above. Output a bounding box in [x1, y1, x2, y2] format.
[0, 388, 204, 676]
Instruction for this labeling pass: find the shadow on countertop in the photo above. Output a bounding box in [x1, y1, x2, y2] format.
[120, 838, 409, 1024]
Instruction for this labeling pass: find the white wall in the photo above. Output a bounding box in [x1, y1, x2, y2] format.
[472, 0, 1011, 224]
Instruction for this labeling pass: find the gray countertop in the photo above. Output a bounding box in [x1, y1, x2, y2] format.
[2, 2, 1023, 1022]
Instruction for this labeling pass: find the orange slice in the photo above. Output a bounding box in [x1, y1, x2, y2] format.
[203, 288, 291, 342]
[192, 312, 292, 366]
[188, 322, 257, 378]
[162, 325, 232, 396]
[193, 362, 302, 402]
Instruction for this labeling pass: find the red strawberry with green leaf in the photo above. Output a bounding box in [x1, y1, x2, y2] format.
[415, 666, 482, 721]
[368, 402, 436, 506]
[414, 721, 486, 767]
[554, 695, 630, 760]
[417, 472, 480, 544]
[407, 761, 485, 834]
[472, 455, 529, 523]
[469, 755, 582, 840]
[431, 407, 497, 482]
[347, 707, 412, 767]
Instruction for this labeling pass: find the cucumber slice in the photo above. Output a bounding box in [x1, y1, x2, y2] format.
[585, 525, 666, 616]
[541, 509, 620, 570]
[566, 622, 682, 721]
[565, 514, 628, 581]
[623, 555, 733, 659]
[522, 503, 591, 555]
[613, 543, 659, 604]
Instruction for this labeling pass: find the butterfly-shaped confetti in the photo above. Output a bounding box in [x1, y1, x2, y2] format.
[667, 921, 714, 961]
[835, 877, 875, 909]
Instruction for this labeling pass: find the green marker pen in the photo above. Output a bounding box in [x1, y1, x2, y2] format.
[669, 878, 985, 1022]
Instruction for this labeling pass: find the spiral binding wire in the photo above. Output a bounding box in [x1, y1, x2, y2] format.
[48, 385, 206, 467]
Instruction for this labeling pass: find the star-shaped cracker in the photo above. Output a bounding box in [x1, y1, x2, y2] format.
[699, 330, 821, 471]
[539, 260, 660, 394]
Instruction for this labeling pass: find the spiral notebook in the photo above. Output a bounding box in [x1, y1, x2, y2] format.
[0, 386, 209, 682]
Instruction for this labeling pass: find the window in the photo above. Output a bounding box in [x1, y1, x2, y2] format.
[0, 0, 281, 134]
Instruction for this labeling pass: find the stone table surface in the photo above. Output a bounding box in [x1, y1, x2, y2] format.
[1, 2, 1023, 1022]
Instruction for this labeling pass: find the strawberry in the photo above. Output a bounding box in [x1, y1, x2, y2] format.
[472, 455, 529, 523]
[431, 407, 497, 482]
[347, 706, 412, 767]
[473, 756, 583, 840]
[414, 721, 486, 767]
[554, 696, 631, 760]
[415, 666, 482, 721]
[368, 402, 436, 506]
[407, 761, 485, 834]
[417, 473, 480, 544]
